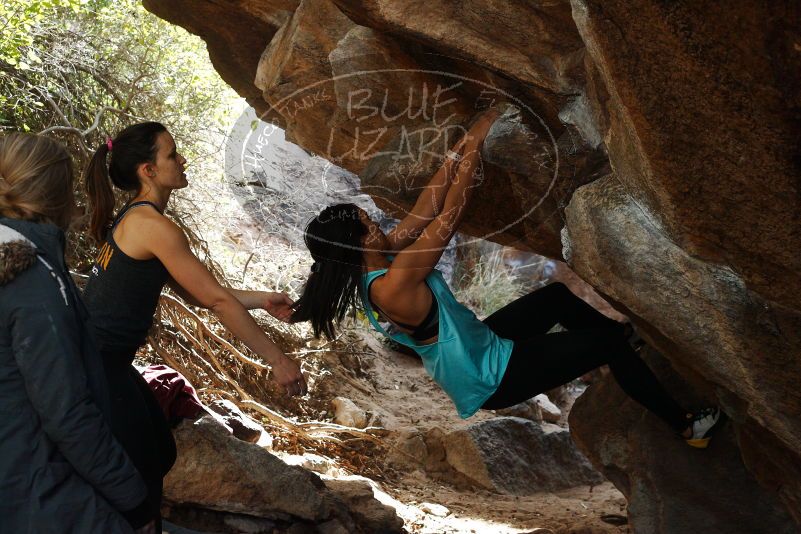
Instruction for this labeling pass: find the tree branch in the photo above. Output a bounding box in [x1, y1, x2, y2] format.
[38, 105, 145, 154]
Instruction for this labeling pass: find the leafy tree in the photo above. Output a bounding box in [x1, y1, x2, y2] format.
[0, 0, 238, 267]
[0, 1, 101, 66]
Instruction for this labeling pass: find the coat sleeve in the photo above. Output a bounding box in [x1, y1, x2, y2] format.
[8, 266, 150, 516]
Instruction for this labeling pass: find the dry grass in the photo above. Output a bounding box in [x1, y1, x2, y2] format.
[453, 248, 527, 319]
[139, 291, 393, 480]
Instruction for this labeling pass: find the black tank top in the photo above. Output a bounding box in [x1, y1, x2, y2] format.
[83, 201, 169, 357]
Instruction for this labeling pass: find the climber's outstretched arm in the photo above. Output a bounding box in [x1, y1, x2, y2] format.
[385, 120, 485, 253]
[383, 110, 499, 287]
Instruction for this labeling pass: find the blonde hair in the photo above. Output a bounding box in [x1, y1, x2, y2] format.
[0, 133, 74, 229]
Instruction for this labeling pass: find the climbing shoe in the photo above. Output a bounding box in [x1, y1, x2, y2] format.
[685, 407, 722, 449]
[622, 322, 646, 352]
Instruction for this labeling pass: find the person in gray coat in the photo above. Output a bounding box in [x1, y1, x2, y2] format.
[0, 133, 155, 533]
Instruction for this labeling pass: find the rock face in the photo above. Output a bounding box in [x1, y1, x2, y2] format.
[163, 416, 404, 533]
[559, 6, 801, 524]
[569, 348, 798, 534]
[333, 0, 586, 94]
[144, 0, 608, 257]
[322, 477, 406, 533]
[570, 0, 801, 311]
[441, 417, 603, 494]
[563, 173, 801, 527]
[208, 399, 265, 444]
[143, 0, 801, 529]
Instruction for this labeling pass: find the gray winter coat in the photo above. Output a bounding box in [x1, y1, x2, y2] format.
[0, 218, 147, 533]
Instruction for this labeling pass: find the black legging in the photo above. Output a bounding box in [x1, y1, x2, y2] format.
[103, 351, 177, 531]
[481, 282, 690, 432]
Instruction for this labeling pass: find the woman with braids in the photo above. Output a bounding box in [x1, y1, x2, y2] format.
[82, 122, 307, 530]
[0, 133, 155, 533]
[291, 108, 721, 448]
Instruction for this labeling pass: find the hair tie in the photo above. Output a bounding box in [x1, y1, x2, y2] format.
[106, 137, 113, 152]
[310, 262, 321, 273]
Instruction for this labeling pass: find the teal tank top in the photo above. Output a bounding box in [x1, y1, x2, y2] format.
[361, 268, 514, 418]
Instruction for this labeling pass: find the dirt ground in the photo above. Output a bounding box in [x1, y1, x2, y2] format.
[276, 327, 632, 534]
[382, 476, 629, 533]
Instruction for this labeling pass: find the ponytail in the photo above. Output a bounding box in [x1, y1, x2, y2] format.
[84, 143, 114, 243]
[82, 121, 167, 243]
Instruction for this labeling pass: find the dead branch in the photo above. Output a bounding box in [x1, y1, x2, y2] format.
[39, 106, 144, 139]
[160, 294, 268, 371]
[239, 399, 387, 442]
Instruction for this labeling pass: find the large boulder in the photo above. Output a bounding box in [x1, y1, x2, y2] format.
[568, 348, 797, 534]
[563, 0, 801, 525]
[331, 0, 586, 94]
[441, 417, 603, 493]
[145, 0, 606, 257]
[569, 0, 801, 311]
[164, 416, 330, 521]
[254, 0, 355, 149]
[163, 416, 404, 532]
[563, 174, 801, 523]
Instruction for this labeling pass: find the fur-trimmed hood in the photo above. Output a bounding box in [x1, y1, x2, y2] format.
[0, 224, 37, 286]
[0, 218, 67, 288]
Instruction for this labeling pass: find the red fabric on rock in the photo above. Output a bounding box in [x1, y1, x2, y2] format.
[141, 364, 204, 422]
